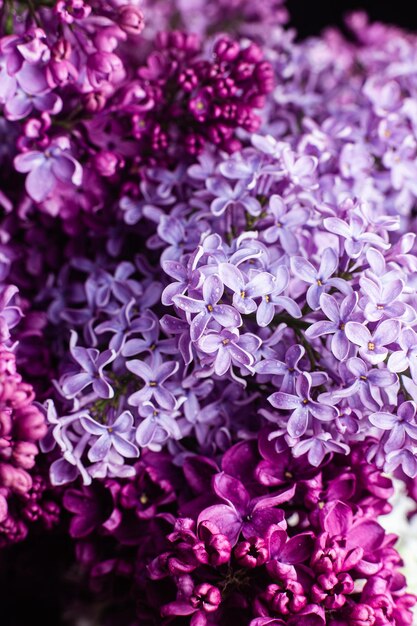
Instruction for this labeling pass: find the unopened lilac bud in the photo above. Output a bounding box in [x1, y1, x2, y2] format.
[12, 441, 38, 469]
[178, 68, 198, 92]
[87, 52, 124, 88]
[0, 349, 17, 376]
[83, 91, 107, 113]
[190, 583, 221, 613]
[52, 38, 72, 61]
[10, 382, 35, 409]
[92, 151, 121, 177]
[349, 604, 376, 626]
[234, 61, 255, 82]
[0, 464, 32, 494]
[311, 572, 354, 609]
[255, 61, 275, 94]
[42, 501, 61, 528]
[0, 493, 7, 523]
[117, 5, 145, 36]
[55, 0, 91, 23]
[0, 408, 12, 437]
[185, 133, 205, 155]
[214, 38, 240, 62]
[240, 42, 263, 63]
[234, 537, 268, 568]
[194, 524, 231, 566]
[22, 501, 41, 522]
[23, 114, 51, 139]
[13, 404, 47, 440]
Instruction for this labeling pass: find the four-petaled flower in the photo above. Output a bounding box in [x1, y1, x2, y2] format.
[306, 292, 359, 361]
[197, 472, 294, 545]
[198, 328, 258, 376]
[81, 411, 139, 463]
[263, 195, 309, 254]
[14, 136, 82, 202]
[345, 319, 400, 365]
[269, 373, 338, 438]
[369, 402, 417, 454]
[218, 263, 276, 316]
[324, 213, 390, 258]
[60, 331, 116, 399]
[291, 248, 350, 310]
[126, 355, 179, 410]
[173, 274, 242, 341]
[359, 276, 405, 322]
[388, 327, 417, 383]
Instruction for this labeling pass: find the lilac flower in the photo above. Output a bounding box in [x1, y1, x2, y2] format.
[269, 373, 338, 438]
[266, 525, 314, 581]
[263, 195, 309, 254]
[14, 136, 82, 202]
[292, 433, 350, 466]
[257, 266, 302, 326]
[281, 146, 318, 188]
[1, 27, 49, 74]
[5, 64, 62, 121]
[121, 312, 175, 359]
[120, 179, 174, 225]
[323, 214, 390, 258]
[384, 449, 417, 477]
[161, 578, 222, 622]
[173, 274, 242, 342]
[218, 148, 265, 189]
[80, 411, 139, 462]
[291, 248, 349, 310]
[197, 472, 293, 545]
[218, 263, 276, 316]
[319, 357, 398, 412]
[306, 292, 359, 361]
[155, 215, 189, 262]
[197, 328, 256, 376]
[206, 177, 262, 217]
[79, 260, 142, 309]
[0, 284, 23, 342]
[88, 448, 137, 480]
[95, 301, 154, 352]
[126, 355, 179, 410]
[160, 314, 193, 365]
[388, 327, 417, 383]
[345, 319, 400, 365]
[161, 250, 203, 306]
[60, 331, 116, 399]
[136, 401, 181, 450]
[359, 276, 405, 322]
[255, 344, 305, 394]
[369, 402, 417, 453]
[63, 484, 112, 539]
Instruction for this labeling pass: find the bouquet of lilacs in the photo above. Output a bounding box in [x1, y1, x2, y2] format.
[1, 0, 417, 624]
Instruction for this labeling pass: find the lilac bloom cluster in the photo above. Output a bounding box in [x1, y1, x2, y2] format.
[153, 136, 417, 478]
[139, 0, 289, 42]
[0, 0, 274, 217]
[60, 437, 415, 626]
[0, 285, 56, 546]
[0, 0, 144, 206]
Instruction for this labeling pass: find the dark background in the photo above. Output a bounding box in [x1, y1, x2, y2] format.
[289, 0, 416, 38]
